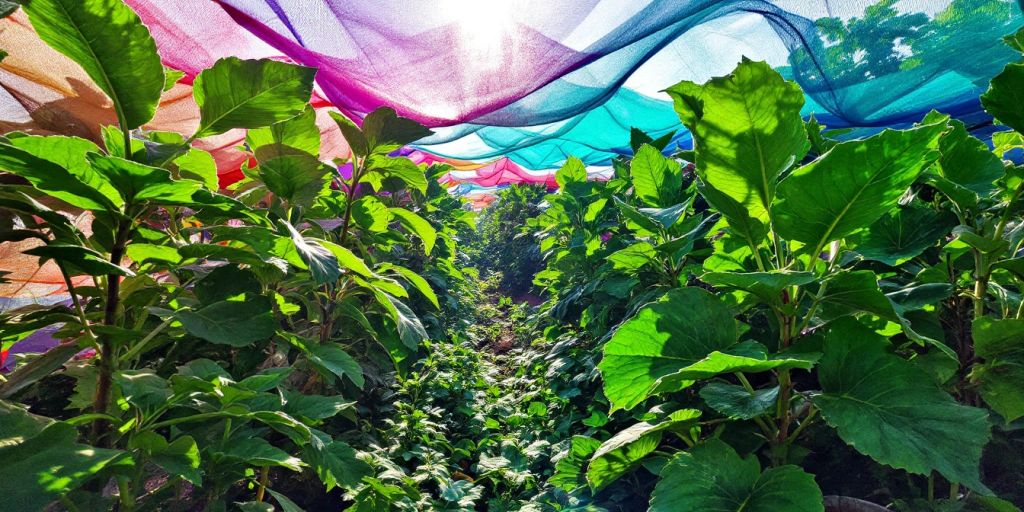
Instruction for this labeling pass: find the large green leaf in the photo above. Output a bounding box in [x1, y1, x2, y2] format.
[587, 409, 700, 491]
[360, 107, 432, 155]
[246, 107, 321, 161]
[814, 318, 990, 491]
[305, 436, 373, 491]
[773, 122, 945, 253]
[283, 221, 341, 285]
[176, 296, 276, 346]
[25, 244, 134, 277]
[389, 207, 437, 255]
[193, 58, 316, 138]
[21, 0, 164, 128]
[848, 203, 954, 266]
[666, 59, 808, 225]
[0, 406, 132, 511]
[701, 271, 814, 309]
[222, 437, 303, 471]
[254, 155, 330, 208]
[971, 317, 1024, 422]
[285, 334, 365, 389]
[981, 62, 1024, 134]
[630, 144, 682, 207]
[931, 118, 1005, 197]
[373, 291, 428, 350]
[0, 142, 117, 211]
[362, 155, 428, 193]
[128, 432, 201, 485]
[550, 436, 602, 492]
[599, 288, 737, 412]
[556, 157, 587, 188]
[87, 154, 202, 206]
[650, 439, 823, 512]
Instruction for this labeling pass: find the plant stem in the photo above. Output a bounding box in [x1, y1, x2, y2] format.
[255, 466, 270, 502]
[91, 219, 132, 447]
[338, 156, 362, 246]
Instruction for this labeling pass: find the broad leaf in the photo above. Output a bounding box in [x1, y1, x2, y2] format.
[630, 144, 681, 207]
[0, 142, 117, 211]
[814, 318, 990, 491]
[88, 154, 202, 206]
[981, 62, 1024, 134]
[247, 107, 321, 161]
[222, 437, 303, 471]
[177, 296, 276, 346]
[22, 0, 163, 128]
[971, 317, 1024, 422]
[0, 409, 132, 511]
[193, 58, 316, 138]
[128, 432, 201, 485]
[931, 118, 1004, 197]
[587, 409, 700, 491]
[389, 208, 437, 255]
[848, 203, 954, 266]
[362, 155, 428, 193]
[773, 122, 945, 253]
[701, 271, 814, 309]
[700, 381, 779, 420]
[556, 157, 587, 188]
[25, 244, 134, 277]
[650, 439, 823, 512]
[599, 288, 737, 412]
[373, 292, 428, 350]
[284, 222, 341, 285]
[666, 59, 808, 224]
[360, 107, 432, 155]
[305, 436, 373, 491]
[254, 155, 330, 208]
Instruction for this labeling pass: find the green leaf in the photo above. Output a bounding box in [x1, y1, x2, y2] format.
[266, 488, 306, 512]
[329, 111, 368, 157]
[630, 145, 681, 207]
[361, 154, 428, 193]
[305, 437, 373, 491]
[599, 288, 737, 412]
[607, 242, 656, 272]
[0, 142, 118, 211]
[556, 157, 587, 188]
[587, 409, 701, 491]
[24, 244, 134, 277]
[848, 203, 954, 266]
[550, 436, 602, 492]
[163, 67, 185, 92]
[971, 317, 1024, 422]
[701, 271, 814, 309]
[389, 207, 437, 255]
[177, 296, 276, 346]
[993, 130, 1024, 157]
[128, 432, 201, 485]
[650, 341, 816, 397]
[321, 241, 373, 278]
[88, 154, 203, 206]
[666, 59, 808, 224]
[125, 243, 182, 266]
[814, 318, 990, 491]
[650, 439, 823, 512]
[247, 107, 321, 161]
[8, 135, 123, 203]
[283, 221, 341, 285]
[21, 0, 163, 128]
[373, 291, 428, 350]
[252, 154, 330, 208]
[114, 370, 170, 411]
[193, 57, 316, 138]
[0, 413, 132, 510]
[931, 118, 1005, 197]
[352, 196, 392, 233]
[982, 62, 1024, 134]
[283, 334, 364, 389]
[773, 123, 945, 252]
[222, 437, 303, 471]
[282, 390, 355, 421]
[360, 107, 432, 155]
[193, 264, 262, 305]
[380, 263, 439, 309]
[700, 381, 779, 420]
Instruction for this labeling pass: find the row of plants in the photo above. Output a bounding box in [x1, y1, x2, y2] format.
[509, 29, 1024, 511]
[0, 1, 497, 510]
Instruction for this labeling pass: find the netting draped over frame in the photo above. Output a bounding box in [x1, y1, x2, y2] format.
[1, 0, 1022, 184]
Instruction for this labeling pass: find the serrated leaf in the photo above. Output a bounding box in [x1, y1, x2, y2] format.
[701, 271, 814, 309]
[360, 107, 432, 155]
[587, 409, 700, 491]
[699, 381, 779, 420]
[773, 123, 945, 253]
[630, 145, 682, 207]
[814, 318, 989, 491]
[650, 439, 823, 512]
[848, 203, 954, 266]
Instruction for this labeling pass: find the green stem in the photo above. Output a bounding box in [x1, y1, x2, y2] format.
[121, 316, 175, 363]
[91, 219, 132, 447]
[146, 411, 237, 431]
[255, 466, 270, 502]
